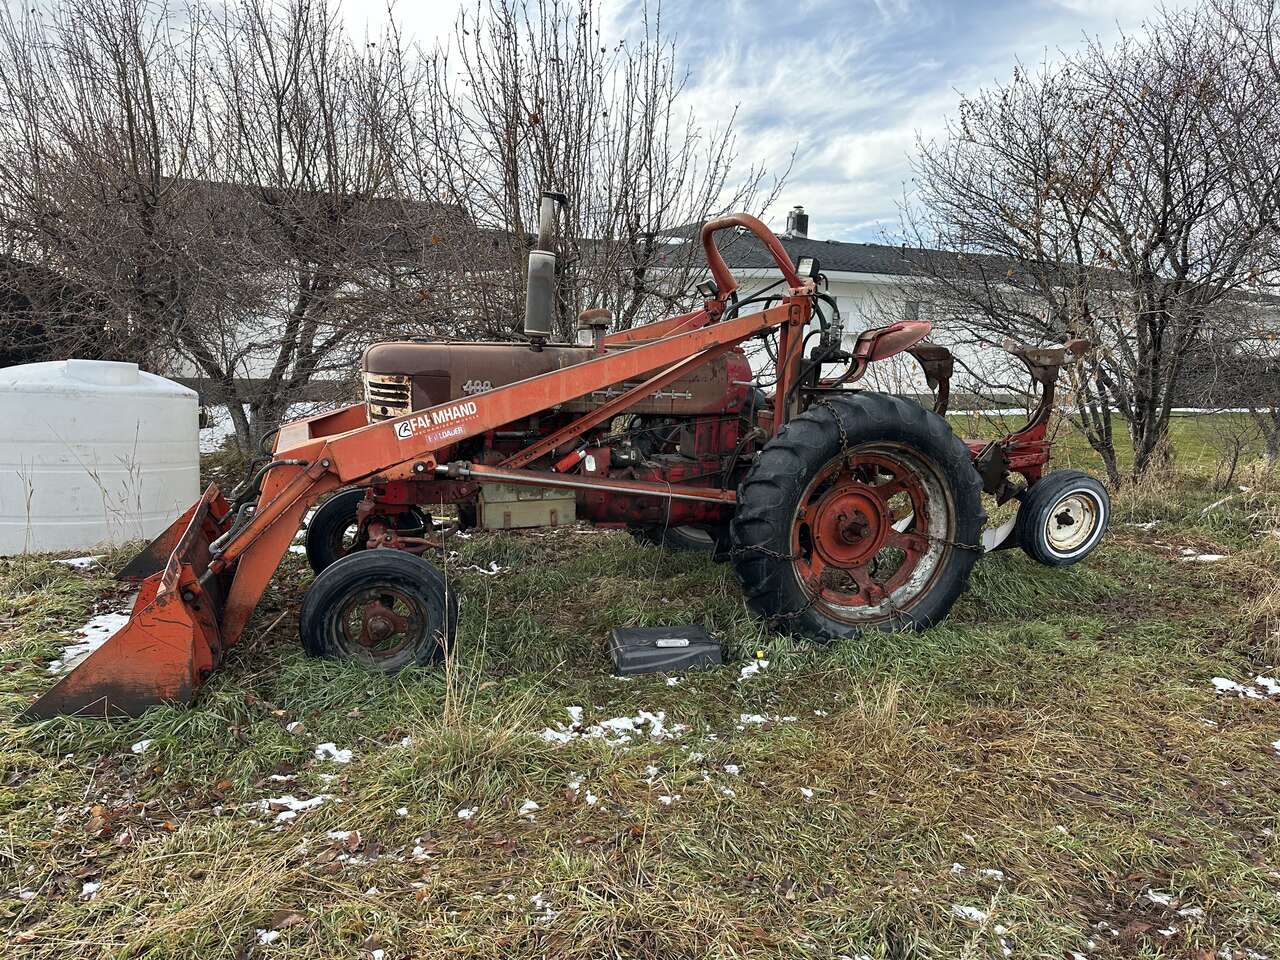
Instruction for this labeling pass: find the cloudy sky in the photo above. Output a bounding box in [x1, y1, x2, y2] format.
[342, 0, 1168, 243]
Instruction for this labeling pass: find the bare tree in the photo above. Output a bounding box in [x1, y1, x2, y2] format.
[191, 0, 458, 449]
[0, 0, 783, 453]
[403, 0, 787, 342]
[903, 3, 1280, 483]
[0, 0, 212, 371]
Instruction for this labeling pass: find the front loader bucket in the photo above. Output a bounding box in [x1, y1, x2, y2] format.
[24, 486, 234, 720]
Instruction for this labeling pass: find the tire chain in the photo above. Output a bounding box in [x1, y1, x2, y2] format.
[730, 398, 852, 626]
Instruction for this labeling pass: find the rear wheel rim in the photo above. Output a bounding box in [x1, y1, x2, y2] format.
[790, 443, 953, 625]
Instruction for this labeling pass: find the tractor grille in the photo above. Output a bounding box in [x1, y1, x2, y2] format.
[364, 372, 412, 421]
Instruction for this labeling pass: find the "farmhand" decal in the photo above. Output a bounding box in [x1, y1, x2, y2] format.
[394, 399, 478, 441]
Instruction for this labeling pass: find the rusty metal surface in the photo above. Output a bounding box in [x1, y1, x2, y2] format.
[364, 341, 750, 418]
[498, 342, 742, 470]
[24, 485, 231, 719]
[452, 462, 738, 505]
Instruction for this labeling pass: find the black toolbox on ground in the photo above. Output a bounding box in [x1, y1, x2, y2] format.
[607, 624, 721, 677]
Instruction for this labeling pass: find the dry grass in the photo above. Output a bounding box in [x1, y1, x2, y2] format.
[3, 464, 1280, 958]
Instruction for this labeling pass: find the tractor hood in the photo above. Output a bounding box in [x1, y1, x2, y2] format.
[362, 340, 752, 419]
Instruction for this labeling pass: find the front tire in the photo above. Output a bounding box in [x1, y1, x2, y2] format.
[1015, 470, 1109, 566]
[730, 393, 984, 640]
[299, 550, 456, 672]
[304, 488, 427, 574]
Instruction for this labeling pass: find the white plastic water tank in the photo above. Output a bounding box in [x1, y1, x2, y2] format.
[0, 359, 200, 554]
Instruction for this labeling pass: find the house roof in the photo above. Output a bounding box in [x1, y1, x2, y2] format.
[659, 229, 1026, 281]
[664, 229, 1280, 308]
[711, 233, 929, 277]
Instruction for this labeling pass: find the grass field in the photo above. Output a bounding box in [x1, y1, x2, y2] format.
[4, 432, 1280, 958]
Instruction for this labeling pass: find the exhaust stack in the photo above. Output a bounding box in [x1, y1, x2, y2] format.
[524, 191, 567, 349]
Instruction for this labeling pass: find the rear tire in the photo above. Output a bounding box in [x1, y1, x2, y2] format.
[1015, 470, 1109, 566]
[299, 550, 456, 672]
[730, 393, 984, 640]
[305, 488, 427, 574]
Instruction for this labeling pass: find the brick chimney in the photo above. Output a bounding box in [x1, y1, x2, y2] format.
[785, 205, 808, 239]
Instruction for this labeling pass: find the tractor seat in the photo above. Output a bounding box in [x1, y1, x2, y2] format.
[850, 319, 932, 362]
[1001, 337, 1090, 368]
[578, 308, 613, 329]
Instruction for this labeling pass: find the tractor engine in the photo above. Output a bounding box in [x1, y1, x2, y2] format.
[362, 340, 757, 533]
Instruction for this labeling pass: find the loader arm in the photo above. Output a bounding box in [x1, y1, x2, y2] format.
[25, 246, 809, 718]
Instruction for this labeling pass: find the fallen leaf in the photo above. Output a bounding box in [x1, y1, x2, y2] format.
[270, 908, 306, 930]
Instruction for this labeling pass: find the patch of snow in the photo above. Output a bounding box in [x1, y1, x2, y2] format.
[130, 738, 154, 755]
[395, 807, 408, 817]
[530, 892, 558, 921]
[79, 881, 101, 899]
[462, 560, 508, 576]
[258, 794, 330, 823]
[518, 799, 539, 817]
[665, 677, 680, 686]
[980, 868, 1006, 881]
[1254, 676, 1280, 696]
[456, 806, 477, 820]
[539, 709, 686, 746]
[199, 406, 239, 453]
[1130, 521, 1159, 530]
[1146, 889, 1175, 907]
[720, 786, 736, 798]
[658, 794, 679, 806]
[739, 658, 769, 680]
[285, 721, 304, 734]
[256, 929, 281, 945]
[314, 742, 353, 764]
[950, 863, 966, 875]
[723, 764, 740, 775]
[1272, 740, 1280, 757]
[1178, 905, 1204, 918]
[951, 904, 988, 922]
[398, 736, 413, 747]
[738, 713, 767, 725]
[1212, 677, 1272, 700]
[1179, 548, 1225, 562]
[56, 555, 102, 570]
[799, 787, 814, 799]
[47, 608, 134, 673]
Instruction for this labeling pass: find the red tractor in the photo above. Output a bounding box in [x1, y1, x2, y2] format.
[27, 195, 1109, 718]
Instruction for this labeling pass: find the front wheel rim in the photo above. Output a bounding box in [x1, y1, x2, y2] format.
[1044, 490, 1102, 555]
[790, 443, 954, 625]
[334, 585, 435, 663]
